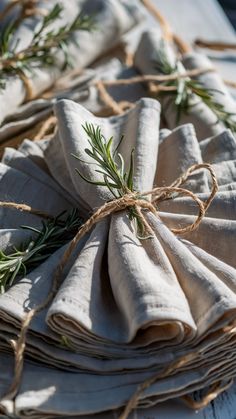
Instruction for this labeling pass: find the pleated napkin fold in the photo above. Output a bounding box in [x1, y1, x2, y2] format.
[0, 0, 142, 125]
[134, 30, 236, 140]
[0, 98, 236, 417]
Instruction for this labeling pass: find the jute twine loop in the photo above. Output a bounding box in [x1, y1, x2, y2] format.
[1, 162, 219, 412]
[20, 0, 48, 19]
[119, 350, 235, 419]
[224, 79, 236, 89]
[56, 162, 218, 292]
[157, 162, 218, 213]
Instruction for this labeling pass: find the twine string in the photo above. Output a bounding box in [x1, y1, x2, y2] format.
[182, 379, 234, 410]
[141, 0, 191, 54]
[0, 0, 48, 103]
[0, 202, 52, 219]
[33, 115, 57, 141]
[94, 68, 215, 115]
[194, 38, 236, 51]
[19, 71, 34, 102]
[141, 0, 173, 42]
[119, 321, 236, 418]
[153, 162, 218, 211]
[95, 68, 215, 88]
[119, 352, 197, 419]
[96, 80, 123, 115]
[95, 0, 220, 115]
[119, 355, 235, 419]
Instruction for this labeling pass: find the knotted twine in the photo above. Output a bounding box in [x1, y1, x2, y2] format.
[0, 162, 220, 416]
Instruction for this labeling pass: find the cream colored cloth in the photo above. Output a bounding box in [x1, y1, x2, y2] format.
[134, 30, 236, 140]
[0, 98, 236, 416]
[0, 0, 142, 125]
[0, 59, 146, 146]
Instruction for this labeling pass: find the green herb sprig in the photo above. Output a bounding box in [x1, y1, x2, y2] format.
[0, 209, 82, 294]
[74, 123, 150, 238]
[73, 123, 134, 198]
[0, 3, 94, 89]
[154, 43, 236, 131]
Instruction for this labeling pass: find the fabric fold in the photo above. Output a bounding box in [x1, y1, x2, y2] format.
[0, 0, 142, 124]
[134, 29, 233, 140]
[0, 98, 236, 416]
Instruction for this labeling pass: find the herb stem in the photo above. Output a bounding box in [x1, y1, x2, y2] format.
[0, 209, 82, 293]
[0, 3, 94, 89]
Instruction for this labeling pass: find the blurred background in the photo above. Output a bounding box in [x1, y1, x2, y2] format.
[220, 0, 236, 28]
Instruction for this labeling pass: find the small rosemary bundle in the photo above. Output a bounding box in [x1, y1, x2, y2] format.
[0, 209, 82, 294]
[154, 43, 236, 131]
[0, 3, 94, 89]
[73, 123, 151, 239]
[73, 123, 134, 198]
[0, 124, 139, 293]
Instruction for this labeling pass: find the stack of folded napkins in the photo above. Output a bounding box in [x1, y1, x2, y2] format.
[0, 96, 236, 417]
[0, 0, 236, 417]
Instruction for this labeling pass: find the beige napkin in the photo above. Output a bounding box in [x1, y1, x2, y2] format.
[0, 59, 147, 149]
[0, 99, 236, 416]
[134, 29, 235, 140]
[0, 0, 142, 125]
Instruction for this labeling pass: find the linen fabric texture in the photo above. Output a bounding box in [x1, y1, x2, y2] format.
[0, 98, 236, 416]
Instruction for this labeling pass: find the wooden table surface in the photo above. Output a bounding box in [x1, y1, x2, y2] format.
[122, 1, 236, 418]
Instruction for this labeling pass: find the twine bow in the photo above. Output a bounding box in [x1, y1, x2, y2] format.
[57, 162, 218, 282]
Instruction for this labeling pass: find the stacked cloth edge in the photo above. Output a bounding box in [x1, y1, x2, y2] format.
[0, 97, 236, 417]
[0, 0, 236, 417]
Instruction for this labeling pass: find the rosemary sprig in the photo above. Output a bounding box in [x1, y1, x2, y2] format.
[0, 3, 94, 88]
[73, 123, 134, 198]
[74, 123, 149, 238]
[0, 209, 82, 294]
[154, 43, 236, 131]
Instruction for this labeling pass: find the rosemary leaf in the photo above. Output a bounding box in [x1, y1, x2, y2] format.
[153, 44, 236, 131]
[0, 209, 82, 294]
[74, 123, 150, 238]
[0, 3, 95, 88]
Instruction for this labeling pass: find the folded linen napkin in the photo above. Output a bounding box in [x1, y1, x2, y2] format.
[0, 98, 236, 416]
[0, 0, 142, 125]
[134, 30, 236, 140]
[0, 58, 147, 154]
